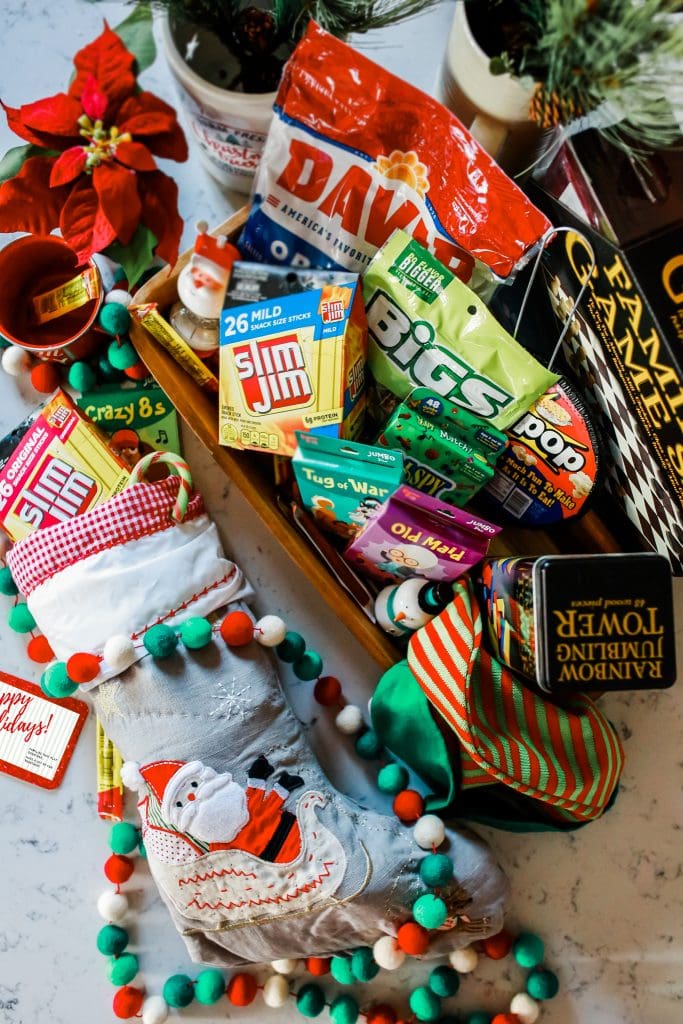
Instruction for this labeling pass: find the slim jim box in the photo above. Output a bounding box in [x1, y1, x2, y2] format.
[128, 208, 625, 670]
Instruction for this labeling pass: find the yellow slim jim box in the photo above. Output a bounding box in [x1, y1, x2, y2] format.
[219, 273, 367, 457]
[0, 390, 129, 541]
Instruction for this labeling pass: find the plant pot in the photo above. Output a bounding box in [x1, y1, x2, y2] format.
[438, 0, 541, 175]
[0, 236, 102, 363]
[160, 14, 277, 193]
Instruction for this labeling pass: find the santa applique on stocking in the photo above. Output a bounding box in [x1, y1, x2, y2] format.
[123, 756, 304, 866]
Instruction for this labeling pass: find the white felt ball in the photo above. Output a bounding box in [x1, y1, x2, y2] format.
[2, 346, 31, 376]
[373, 935, 406, 971]
[121, 761, 145, 792]
[510, 993, 540, 1023]
[271, 958, 298, 975]
[254, 615, 287, 647]
[448, 946, 479, 973]
[262, 974, 290, 1007]
[413, 814, 446, 850]
[97, 890, 128, 922]
[103, 634, 136, 671]
[335, 704, 364, 735]
[104, 288, 134, 308]
[142, 996, 169, 1024]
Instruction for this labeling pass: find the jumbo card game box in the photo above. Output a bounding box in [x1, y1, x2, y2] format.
[219, 266, 367, 457]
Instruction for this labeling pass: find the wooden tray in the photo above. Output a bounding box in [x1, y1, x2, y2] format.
[129, 207, 622, 670]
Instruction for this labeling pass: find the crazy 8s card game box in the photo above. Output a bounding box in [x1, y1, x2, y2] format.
[219, 271, 367, 457]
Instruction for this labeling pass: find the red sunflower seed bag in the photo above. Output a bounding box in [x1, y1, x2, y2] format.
[240, 22, 550, 283]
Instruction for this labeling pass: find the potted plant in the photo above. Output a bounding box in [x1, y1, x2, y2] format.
[151, 0, 439, 193]
[441, 0, 683, 173]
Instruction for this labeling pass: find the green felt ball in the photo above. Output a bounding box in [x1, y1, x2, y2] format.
[419, 853, 454, 889]
[143, 623, 178, 659]
[354, 729, 383, 760]
[463, 1015, 491, 1024]
[67, 361, 97, 393]
[329, 995, 359, 1024]
[194, 968, 225, 1004]
[163, 974, 195, 1008]
[350, 946, 379, 982]
[96, 924, 128, 956]
[107, 953, 139, 986]
[99, 302, 131, 336]
[296, 983, 326, 1018]
[513, 932, 545, 969]
[293, 650, 323, 681]
[41, 662, 78, 699]
[330, 956, 354, 986]
[428, 966, 460, 998]
[526, 967, 559, 1001]
[109, 822, 139, 855]
[0, 566, 18, 596]
[98, 353, 125, 382]
[377, 762, 409, 794]
[413, 893, 448, 930]
[8, 602, 36, 633]
[179, 617, 213, 650]
[409, 986, 441, 1022]
[276, 631, 306, 663]
[107, 340, 138, 370]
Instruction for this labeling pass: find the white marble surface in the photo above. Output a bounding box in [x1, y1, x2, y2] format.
[1, 3, 683, 1023]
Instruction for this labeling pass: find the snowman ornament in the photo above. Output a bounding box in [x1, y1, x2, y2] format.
[170, 221, 240, 357]
[375, 577, 454, 636]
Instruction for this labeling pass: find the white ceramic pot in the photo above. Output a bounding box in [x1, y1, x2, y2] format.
[160, 14, 276, 193]
[439, 1, 540, 174]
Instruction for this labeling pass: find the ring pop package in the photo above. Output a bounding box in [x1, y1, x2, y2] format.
[363, 231, 557, 430]
[377, 387, 507, 506]
[240, 22, 550, 283]
[219, 275, 367, 457]
[344, 484, 501, 585]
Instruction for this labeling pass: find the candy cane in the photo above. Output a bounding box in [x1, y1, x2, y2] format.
[127, 452, 193, 523]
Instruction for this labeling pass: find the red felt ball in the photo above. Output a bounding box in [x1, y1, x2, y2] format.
[30, 362, 62, 394]
[226, 972, 258, 1006]
[392, 789, 425, 823]
[219, 611, 254, 647]
[124, 360, 149, 381]
[396, 922, 430, 956]
[112, 986, 144, 1019]
[66, 652, 101, 684]
[492, 1016, 520, 1024]
[482, 929, 514, 960]
[305, 957, 331, 976]
[366, 1004, 398, 1024]
[313, 675, 342, 706]
[27, 635, 54, 664]
[104, 854, 135, 885]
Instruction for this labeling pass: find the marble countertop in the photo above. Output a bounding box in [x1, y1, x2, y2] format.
[1, 3, 682, 1023]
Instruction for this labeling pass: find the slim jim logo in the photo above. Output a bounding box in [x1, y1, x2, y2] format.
[17, 457, 97, 530]
[233, 335, 313, 414]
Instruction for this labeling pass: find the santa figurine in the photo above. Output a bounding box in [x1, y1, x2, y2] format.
[170, 220, 240, 357]
[122, 754, 304, 865]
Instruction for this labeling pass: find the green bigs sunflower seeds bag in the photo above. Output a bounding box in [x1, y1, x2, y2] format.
[363, 231, 557, 430]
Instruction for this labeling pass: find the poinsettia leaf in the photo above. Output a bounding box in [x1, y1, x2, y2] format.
[60, 177, 117, 261]
[114, 4, 157, 74]
[138, 169, 183, 266]
[1, 99, 71, 150]
[50, 146, 87, 187]
[104, 223, 157, 287]
[81, 74, 108, 121]
[0, 143, 56, 185]
[93, 162, 142, 246]
[20, 93, 83, 139]
[0, 154, 69, 234]
[115, 140, 157, 172]
[117, 92, 188, 162]
[70, 22, 136, 114]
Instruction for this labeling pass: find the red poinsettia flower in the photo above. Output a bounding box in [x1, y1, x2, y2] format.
[0, 23, 188, 265]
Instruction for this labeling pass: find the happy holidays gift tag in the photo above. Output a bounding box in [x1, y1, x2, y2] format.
[0, 671, 88, 789]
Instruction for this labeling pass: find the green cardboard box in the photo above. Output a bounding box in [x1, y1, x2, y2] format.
[77, 383, 181, 465]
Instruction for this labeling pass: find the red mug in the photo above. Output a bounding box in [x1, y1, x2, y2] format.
[0, 235, 103, 363]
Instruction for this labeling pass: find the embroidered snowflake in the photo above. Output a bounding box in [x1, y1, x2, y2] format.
[209, 677, 250, 720]
[95, 679, 126, 719]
